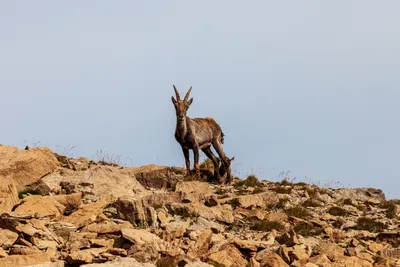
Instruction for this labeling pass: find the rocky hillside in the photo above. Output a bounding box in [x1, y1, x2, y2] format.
[0, 145, 399, 267]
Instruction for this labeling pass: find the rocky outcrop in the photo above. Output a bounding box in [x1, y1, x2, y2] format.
[0, 145, 398, 266]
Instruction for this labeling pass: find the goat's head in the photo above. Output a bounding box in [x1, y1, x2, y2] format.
[171, 85, 193, 121]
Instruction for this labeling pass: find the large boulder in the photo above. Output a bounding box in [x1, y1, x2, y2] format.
[0, 178, 19, 213]
[0, 146, 60, 191]
[0, 252, 52, 267]
[14, 195, 66, 219]
[81, 257, 156, 266]
[41, 165, 148, 202]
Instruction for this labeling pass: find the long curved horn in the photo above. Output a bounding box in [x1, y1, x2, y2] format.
[184, 86, 192, 102]
[173, 85, 180, 100]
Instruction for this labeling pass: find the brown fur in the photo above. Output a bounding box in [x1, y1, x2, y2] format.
[171, 85, 233, 184]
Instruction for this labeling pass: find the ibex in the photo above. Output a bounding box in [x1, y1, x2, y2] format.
[171, 85, 234, 183]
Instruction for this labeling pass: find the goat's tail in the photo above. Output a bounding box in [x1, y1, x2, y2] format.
[220, 132, 225, 144]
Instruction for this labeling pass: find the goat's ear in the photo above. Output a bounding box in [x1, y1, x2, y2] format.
[171, 96, 177, 105]
[230, 156, 235, 162]
[187, 98, 193, 107]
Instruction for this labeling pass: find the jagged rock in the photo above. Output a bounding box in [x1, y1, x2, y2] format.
[333, 188, 385, 203]
[222, 192, 279, 209]
[0, 252, 52, 267]
[108, 196, 157, 228]
[276, 229, 299, 247]
[175, 181, 213, 203]
[0, 178, 19, 213]
[188, 217, 225, 234]
[133, 165, 183, 190]
[80, 257, 156, 266]
[207, 244, 248, 267]
[0, 146, 60, 191]
[41, 165, 148, 202]
[81, 221, 133, 234]
[187, 229, 213, 259]
[313, 241, 345, 262]
[15, 219, 63, 249]
[60, 201, 108, 228]
[65, 232, 98, 251]
[53, 192, 82, 211]
[0, 228, 18, 249]
[14, 195, 66, 219]
[45, 221, 77, 240]
[258, 253, 289, 267]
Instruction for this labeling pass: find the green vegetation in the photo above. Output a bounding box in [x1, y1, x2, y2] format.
[200, 158, 214, 169]
[270, 185, 292, 194]
[245, 175, 260, 187]
[18, 189, 42, 199]
[284, 206, 312, 219]
[327, 206, 348, 216]
[293, 222, 323, 237]
[302, 199, 322, 208]
[356, 217, 386, 232]
[268, 198, 289, 210]
[380, 200, 397, 219]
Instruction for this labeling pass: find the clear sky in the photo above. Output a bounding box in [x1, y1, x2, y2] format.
[1, 1, 399, 198]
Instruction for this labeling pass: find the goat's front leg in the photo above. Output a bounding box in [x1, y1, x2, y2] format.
[193, 144, 200, 175]
[182, 148, 190, 174]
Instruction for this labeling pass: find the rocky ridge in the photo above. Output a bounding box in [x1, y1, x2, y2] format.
[0, 145, 399, 266]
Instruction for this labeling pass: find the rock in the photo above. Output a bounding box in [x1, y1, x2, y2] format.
[276, 229, 299, 247]
[14, 195, 66, 219]
[313, 241, 345, 262]
[0, 178, 19, 213]
[187, 229, 213, 259]
[308, 254, 333, 266]
[23, 261, 65, 267]
[65, 232, 98, 251]
[0, 228, 18, 249]
[0, 252, 51, 267]
[133, 165, 183, 190]
[41, 165, 147, 202]
[108, 196, 157, 228]
[52, 192, 82, 211]
[188, 217, 225, 233]
[258, 253, 289, 267]
[66, 249, 95, 265]
[45, 221, 77, 240]
[80, 257, 156, 266]
[223, 192, 279, 209]
[167, 202, 234, 224]
[60, 201, 108, 228]
[208, 244, 248, 267]
[175, 181, 213, 203]
[0, 146, 60, 191]
[81, 221, 133, 234]
[186, 261, 214, 267]
[15, 219, 62, 249]
[333, 188, 385, 203]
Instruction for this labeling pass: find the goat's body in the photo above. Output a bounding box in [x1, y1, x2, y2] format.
[175, 117, 223, 150]
[171, 86, 233, 184]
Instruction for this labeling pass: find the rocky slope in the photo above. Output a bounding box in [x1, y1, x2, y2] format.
[0, 145, 399, 267]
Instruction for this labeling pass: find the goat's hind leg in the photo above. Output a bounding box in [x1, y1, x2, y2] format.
[212, 140, 230, 184]
[201, 146, 220, 182]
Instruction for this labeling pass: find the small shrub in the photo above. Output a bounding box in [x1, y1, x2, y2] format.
[152, 203, 163, 210]
[294, 222, 323, 237]
[156, 256, 175, 267]
[270, 185, 292, 194]
[380, 200, 397, 219]
[302, 199, 322, 208]
[245, 175, 259, 187]
[284, 206, 311, 219]
[332, 218, 345, 229]
[356, 217, 386, 232]
[18, 189, 42, 199]
[251, 220, 284, 232]
[252, 187, 265, 194]
[215, 188, 228, 195]
[181, 210, 199, 219]
[236, 188, 251, 195]
[327, 206, 348, 216]
[234, 180, 246, 188]
[343, 198, 353, 206]
[268, 198, 289, 210]
[280, 178, 292, 186]
[294, 182, 308, 187]
[200, 158, 214, 169]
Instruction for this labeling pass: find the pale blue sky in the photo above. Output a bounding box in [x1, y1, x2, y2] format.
[1, 1, 399, 198]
